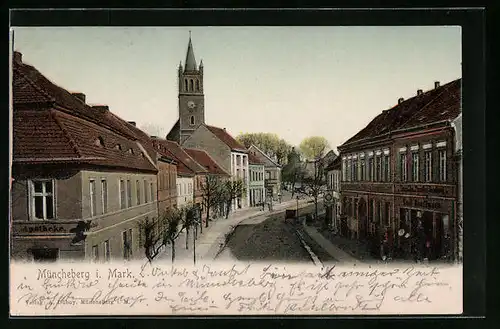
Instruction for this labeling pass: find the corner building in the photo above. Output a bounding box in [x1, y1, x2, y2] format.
[338, 79, 461, 261]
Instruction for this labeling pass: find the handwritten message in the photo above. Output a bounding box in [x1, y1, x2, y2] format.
[10, 262, 462, 315]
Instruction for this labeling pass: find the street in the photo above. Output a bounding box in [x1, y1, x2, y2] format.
[216, 202, 337, 265]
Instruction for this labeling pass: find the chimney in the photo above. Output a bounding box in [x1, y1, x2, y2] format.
[91, 105, 109, 113]
[13, 51, 22, 63]
[434, 81, 440, 89]
[72, 93, 86, 103]
[223, 128, 226, 131]
[398, 98, 404, 104]
[127, 121, 136, 127]
[417, 89, 423, 96]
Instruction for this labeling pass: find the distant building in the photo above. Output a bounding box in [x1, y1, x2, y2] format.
[156, 155, 178, 214]
[11, 52, 158, 262]
[325, 156, 342, 232]
[248, 144, 282, 202]
[152, 138, 208, 212]
[248, 152, 266, 207]
[182, 125, 250, 209]
[338, 79, 461, 261]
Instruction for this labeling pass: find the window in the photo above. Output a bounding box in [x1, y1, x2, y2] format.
[122, 230, 132, 260]
[30, 180, 55, 220]
[360, 160, 365, 181]
[243, 169, 247, 181]
[103, 240, 110, 262]
[144, 180, 149, 203]
[91, 245, 99, 262]
[101, 179, 108, 213]
[237, 168, 240, 178]
[424, 151, 433, 182]
[89, 179, 97, 217]
[342, 160, 347, 181]
[439, 150, 447, 182]
[368, 158, 374, 181]
[347, 160, 351, 182]
[383, 155, 390, 181]
[119, 179, 126, 209]
[243, 156, 247, 166]
[190, 116, 195, 125]
[266, 171, 270, 179]
[151, 182, 155, 201]
[412, 153, 419, 181]
[376, 156, 382, 181]
[136, 180, 141, 205]
[236, 155, 241, 166]
[352, 159, 357, 181]
[184, 79, 188, 91]
[400, 153, 408, 181]
[126, 180, 132, 207]
[190, 79, 194, 91]
[196, 79, 200, 91]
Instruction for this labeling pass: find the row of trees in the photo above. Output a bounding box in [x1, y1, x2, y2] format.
[236, 132, 293, 166]
[139, 176, 246, 263]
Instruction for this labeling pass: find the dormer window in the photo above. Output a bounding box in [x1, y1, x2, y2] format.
[128, 148, 134, 154]
[115, 144, 122, 151]
[140, 152, 145, 157]
[94, 137, 105, 147]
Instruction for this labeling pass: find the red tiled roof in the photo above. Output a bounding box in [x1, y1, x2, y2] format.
[248, 152, 264, 165]
[12, 53, 157, 172]
[152, 138, 207, 176]
[205, 125, 247, 152]
[184, 148, 230, 176]
[14, 109, 157, 172]
[340, 79, 461, 148]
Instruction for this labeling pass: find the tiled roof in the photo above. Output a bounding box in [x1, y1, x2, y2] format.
[12, 53, 157, 172]
[248, 152, 264, 165]
[184, 148, 230, 176]
[153, 138, 207, 176]
[13, 109, 157, 172]
[340, 79, 461, 148]
[205, 125, 247, 152]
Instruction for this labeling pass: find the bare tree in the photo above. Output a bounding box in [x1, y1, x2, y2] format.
[164, 207, 185, 263]
[223, 179, 246, 218]
[138, 216, 164, 263]
[183, 203, 197, 250]
[200, 175, 224, 228]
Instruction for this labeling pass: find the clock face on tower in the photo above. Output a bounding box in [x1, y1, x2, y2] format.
[187, 101, 196, 110]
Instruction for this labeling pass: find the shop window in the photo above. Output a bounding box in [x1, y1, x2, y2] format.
[384, 202, 390, 226]
[31, 248, 58, 262]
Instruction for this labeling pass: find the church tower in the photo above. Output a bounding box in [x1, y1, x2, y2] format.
[177, 33, 205, 144]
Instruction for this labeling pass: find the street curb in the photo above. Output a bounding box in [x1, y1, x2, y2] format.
[300, 220, 365, 265]
[207, 199, 313, 261]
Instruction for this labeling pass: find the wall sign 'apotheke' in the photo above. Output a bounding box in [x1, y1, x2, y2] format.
[397, 184, 454, 196]
[18, 225, 65, 234]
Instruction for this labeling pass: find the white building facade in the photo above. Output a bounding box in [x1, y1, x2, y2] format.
[230, 151, 249, 209]
[176, 175, 194, 208]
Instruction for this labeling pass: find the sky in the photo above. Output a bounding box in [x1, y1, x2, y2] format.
[12, 26, 461, 152]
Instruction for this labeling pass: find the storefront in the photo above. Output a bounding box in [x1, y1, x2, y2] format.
[395, 196, 455, 261]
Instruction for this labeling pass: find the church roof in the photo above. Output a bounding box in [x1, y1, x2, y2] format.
[205, 125, 248, 152]
[184, 148, 230, 176]
[184, 36, 197, 71]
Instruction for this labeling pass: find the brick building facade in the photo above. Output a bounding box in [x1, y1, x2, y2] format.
[338, 79, 461, 261]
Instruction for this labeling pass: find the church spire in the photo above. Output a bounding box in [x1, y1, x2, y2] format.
[184, 31, 197, 71]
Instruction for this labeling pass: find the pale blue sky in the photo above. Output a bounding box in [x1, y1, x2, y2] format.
[12, 26, 461, 151]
